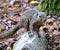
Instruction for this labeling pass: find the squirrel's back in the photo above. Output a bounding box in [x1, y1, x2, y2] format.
[22, 8, 37, 17]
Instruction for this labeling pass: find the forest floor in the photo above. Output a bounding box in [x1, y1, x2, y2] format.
[0, 0, 60, 50]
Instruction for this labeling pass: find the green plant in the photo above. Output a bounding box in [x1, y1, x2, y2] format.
[38, 0, 60, 15]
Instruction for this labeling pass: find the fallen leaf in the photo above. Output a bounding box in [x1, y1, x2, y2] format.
[45, 24, 50, 29]
[3, 7, 7, 12]
[7, 46, 12, 50]
[30, 1, 39, 5]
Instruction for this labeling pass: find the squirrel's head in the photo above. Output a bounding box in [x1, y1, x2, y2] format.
[35, 12, 46, 30]
[37, 12, 46, 22]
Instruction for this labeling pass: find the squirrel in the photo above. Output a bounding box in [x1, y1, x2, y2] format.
[0, 8, 46, 39]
